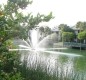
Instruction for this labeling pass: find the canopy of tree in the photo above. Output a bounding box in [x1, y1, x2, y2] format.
[76, 21, 86, 30]
[38, 26, 51, 41]
[0, 0, 53, 79]
[0, 0, 53, 40]
[58, 24, 74, 32]
[78, 30, 86, 40]
[62, 32, 75, 42]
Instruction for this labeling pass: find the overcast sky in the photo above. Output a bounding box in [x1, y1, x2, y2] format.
[1, 0, 86, 28]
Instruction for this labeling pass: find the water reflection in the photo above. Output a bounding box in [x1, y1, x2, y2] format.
[11, 29, 86, 79]
[20, 50, 86, 79]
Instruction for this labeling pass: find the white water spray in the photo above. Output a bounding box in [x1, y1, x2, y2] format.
[9, 29, 82, 57]
[30, 29, 38, 48]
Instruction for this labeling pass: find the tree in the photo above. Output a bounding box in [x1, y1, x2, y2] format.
[76, 21, 86, 31]
[58, 24, 74, 41]
[58, 24, 74, 32]
[0, 0, 53, 79]
[1, 0, 53, 40]
[62, 32, 75, 42]
[58, 24, 68, 31]
[78, 31, 86, 41]
[38, 26, 51, 41]
[44, 26, 51, 36]
[77, 30, 86, 51]
[76, 21, 83, 30]
[39, 27, 44, 33]
[83, 22, 86, 30]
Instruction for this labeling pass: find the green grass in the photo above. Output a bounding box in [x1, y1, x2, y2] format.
[18, 59, 86, 80]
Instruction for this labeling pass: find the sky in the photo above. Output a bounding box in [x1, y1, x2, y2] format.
[1, 0, 86, 28]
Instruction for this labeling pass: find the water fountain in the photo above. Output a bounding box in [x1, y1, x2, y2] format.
[9, 28, 82, 57]
[9, 28, 86, 79]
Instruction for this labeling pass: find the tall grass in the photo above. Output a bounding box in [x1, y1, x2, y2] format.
[18, 59, 86, 80]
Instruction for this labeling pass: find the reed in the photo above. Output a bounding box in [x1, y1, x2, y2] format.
[18, 59, 86, 80]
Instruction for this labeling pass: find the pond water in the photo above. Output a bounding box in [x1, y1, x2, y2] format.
[19, 48, 86, 80]
[12, 30, 86, 80]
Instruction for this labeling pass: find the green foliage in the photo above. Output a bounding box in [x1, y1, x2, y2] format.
[78, 30, 86, 40]
[9, 0, 32, 9]
[58, 24, 75, 41]
[58, 24, 74, 32]
[43, 12, 54, 22]
[0, 72, 23, 80]
[44, 26, 51, 34]
[0, 0, 53, 40]
[25, 13, 53, 30]
[0, 0, 53, 80]
[76, 21, 86, 30]
[62, 32, 75, 42]
[0, 50, 22, 79]
[39, 26, 44, 32]
[39, 26, 51, 41]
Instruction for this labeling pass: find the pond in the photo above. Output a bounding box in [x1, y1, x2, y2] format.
[19, 47, 86, 80]
[12, 30, 86, 80]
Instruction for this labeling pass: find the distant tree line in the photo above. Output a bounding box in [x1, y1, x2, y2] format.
[58, 21, 86, 43]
